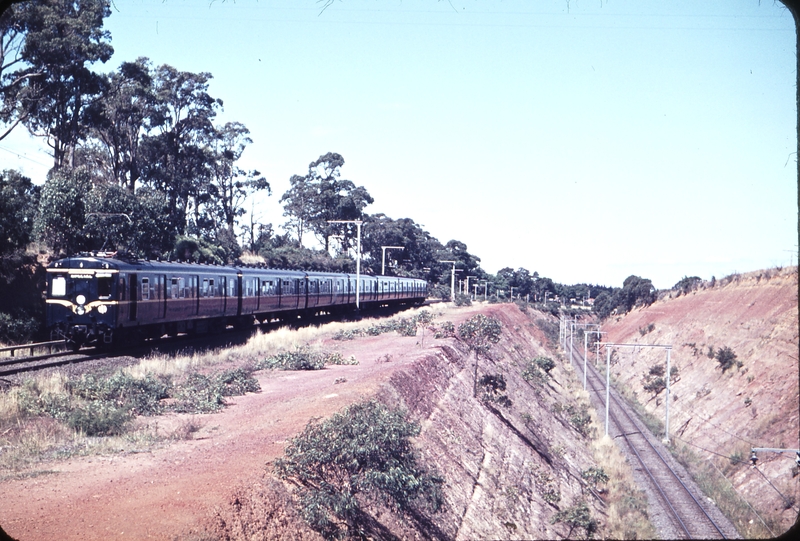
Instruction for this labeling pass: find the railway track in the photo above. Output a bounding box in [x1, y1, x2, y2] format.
[571, 348, 739, 539]
[0, 302, 434, 379]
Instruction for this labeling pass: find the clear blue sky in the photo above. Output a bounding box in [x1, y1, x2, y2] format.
[2, 0, 796, 289]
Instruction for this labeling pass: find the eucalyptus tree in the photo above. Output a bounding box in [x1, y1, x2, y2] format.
[0, 2, 30, 141]
[360, 213, 443, 276]
[208, 121, 269, 237]
[0, 169, 39, 255]
[89, 57, 154, 190]
[280, 152, 373, 251]
[9, 0, 113, 169]
[139, 64, 221, 237]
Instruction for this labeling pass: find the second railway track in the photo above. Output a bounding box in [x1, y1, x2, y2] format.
[572, 347, 739, 539]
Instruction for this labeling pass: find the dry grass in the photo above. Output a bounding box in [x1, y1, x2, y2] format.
[1, 307, 451, 476]
[592, 435, 657, 539]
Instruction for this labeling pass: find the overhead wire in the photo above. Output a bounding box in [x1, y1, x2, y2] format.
[673, 434, 800, 515]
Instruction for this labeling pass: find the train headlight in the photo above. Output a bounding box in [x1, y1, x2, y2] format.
[76, 295, 86, 305]
[76, 306, 85, 315]
[97, 305, 108, 314]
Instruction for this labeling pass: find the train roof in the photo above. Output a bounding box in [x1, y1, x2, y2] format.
[48, 254, 425, 282]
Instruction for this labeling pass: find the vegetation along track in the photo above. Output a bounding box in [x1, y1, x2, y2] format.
[573, 348, 739, 539]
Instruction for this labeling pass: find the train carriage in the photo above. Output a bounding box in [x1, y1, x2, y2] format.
[46, 253, 428, 350]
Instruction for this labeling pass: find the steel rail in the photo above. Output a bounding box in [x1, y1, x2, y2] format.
[575, 349, 728, 539]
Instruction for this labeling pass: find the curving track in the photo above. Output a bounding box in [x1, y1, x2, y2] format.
[571, 348, 740, 539]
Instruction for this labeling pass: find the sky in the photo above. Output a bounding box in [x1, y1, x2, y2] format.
[2, 0, 797, 289]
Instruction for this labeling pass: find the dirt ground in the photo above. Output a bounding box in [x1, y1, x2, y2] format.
[0, 308, 475, 541]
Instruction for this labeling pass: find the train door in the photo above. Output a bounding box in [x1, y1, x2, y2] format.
[236, 274, 243, 316]
[129, 274, 138, 321]
[156, 275, 166, 318]
[220, 276, 227, 313]
[192, 276, 199, 315]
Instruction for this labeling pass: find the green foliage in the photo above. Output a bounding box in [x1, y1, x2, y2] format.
[68, 371, 171, 416]
[553, 402, 593, 438]
[280, 153, 373, 251]
[433, 320, 456, 339]
[477, 374, 512, 407]
[457, 313, 502, 357]
[171, 235, 228, 264]
[0, 311, 39, 344]
[593, 275, 656, 318]
[65, 400, 131, 436]
[533, 356, 556, 374]
[638, 322, 655, 336]
[15, 367, 259, 435]
[9, 0, 114, 169]
[0, 170, 40, 255]
[258, 346, 326, 371]
[551, 501, 598, 539]
[33, 168, 93, 254]
[171, 369, 259, 413]
[581, 467, 609, 489]
[715, 346, 741, 373]
[454, 293, 472, 306]
[258, 346, 357, 370]
[522, 357, 556, 385]
[332, 315, 429, 341]
[274, 400, 444, 539]
[673, 275, 703, 295]
[532, 467, 561, 506]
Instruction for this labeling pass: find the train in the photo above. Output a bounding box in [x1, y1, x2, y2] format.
[45, 253, 428, 350]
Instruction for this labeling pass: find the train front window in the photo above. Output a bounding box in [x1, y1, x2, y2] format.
[97, 277, 113, 299]
[51, 276, 66, 296]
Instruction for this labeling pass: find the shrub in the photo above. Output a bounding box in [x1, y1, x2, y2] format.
[172, 373, 227, 413]
[534, 356, 556, 374]
[215, 368, 261, 396]
[274, 400, 443, 539]
[69, 372, 171, 416]
[454, 293, 472, 306]
[433, 320, 456, 339]
[551, 501, 598, 539]
[715, 346, 740, 373]
[258, 346, 326, 371]
[66, 400, 130, 436]
[477, 374, 512, 407]
[581, 467, 609, 489]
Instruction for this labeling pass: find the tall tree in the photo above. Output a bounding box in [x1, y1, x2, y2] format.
[0, 169, 39, 255]
[280, 173, 315, 245]
[280, 152, 373, 251]
[89, 57, 154, 190]
[139, 64, 221, 237]
[208, 121, 269, 237]
[11, 0, 113, 169]
[0, 2, 31, 141]
[361, 213, 442, 276]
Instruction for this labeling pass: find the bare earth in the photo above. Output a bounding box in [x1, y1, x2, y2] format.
[1, 310, 469, 540]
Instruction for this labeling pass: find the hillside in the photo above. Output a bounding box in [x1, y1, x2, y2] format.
[599, 266, 799, 536]
[1, 304, 652, 540]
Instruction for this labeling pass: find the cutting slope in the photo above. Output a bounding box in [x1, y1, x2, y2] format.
[600, 267, 799, 535]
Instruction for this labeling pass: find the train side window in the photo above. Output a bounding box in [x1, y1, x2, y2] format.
[141, 278, 150, 300]
[171, 278, 179, 298]
[119, 277, 126, 301]
[202, 278, 209, 297]
[209, 279, 215, 297]
[51, 276, 67, 297]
